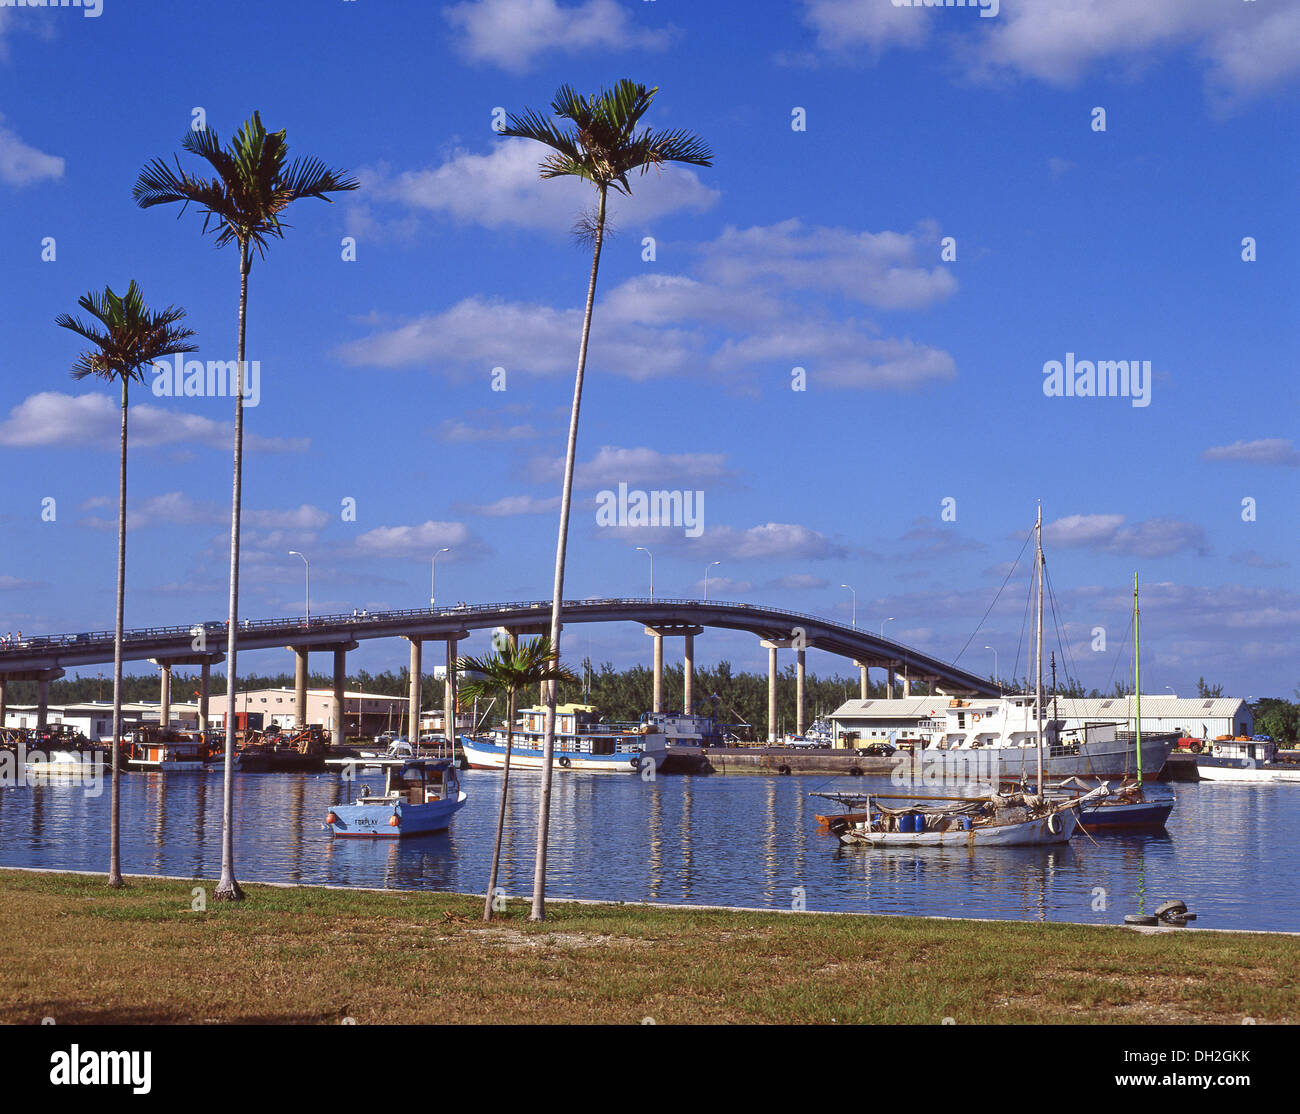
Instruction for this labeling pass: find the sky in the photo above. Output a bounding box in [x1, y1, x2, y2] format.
[0, 0, 1296, 699]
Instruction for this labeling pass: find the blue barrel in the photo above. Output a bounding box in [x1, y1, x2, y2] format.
[958, 816, 971, 832]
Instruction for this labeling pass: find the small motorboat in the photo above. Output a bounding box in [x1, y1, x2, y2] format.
[325, 757, 466, 838]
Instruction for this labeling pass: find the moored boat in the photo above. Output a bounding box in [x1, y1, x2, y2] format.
[126, 727, 222, 772]
[460, 703, 666, 773]
[1195, 736, 1300, 783]
[325, 758, 466, 838]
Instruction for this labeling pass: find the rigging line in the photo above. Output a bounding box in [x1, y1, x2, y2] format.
[1043, 563, 1082, 693]
[1104, 607, 1135, 696]
[952, 525, 1035, 667]
[1011, 557, 1035, 688]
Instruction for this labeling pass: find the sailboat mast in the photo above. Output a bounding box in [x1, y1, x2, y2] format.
[1035, 503, 1044, 794]
[1134, 572, 1142, 782]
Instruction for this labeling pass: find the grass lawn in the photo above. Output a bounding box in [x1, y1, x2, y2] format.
[1, 868, 1296, 1025]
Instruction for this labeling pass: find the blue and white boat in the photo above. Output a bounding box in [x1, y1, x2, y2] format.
[1196, 736, 1300, 784]
[324, 758, 466, 838]
[460, 703, 666, 774]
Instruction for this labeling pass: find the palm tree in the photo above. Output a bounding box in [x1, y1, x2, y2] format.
[499, 80, 711, 920]
[55, 281, 197, 888]
[457, 637, 578, 921]
[133, 112, 357, 901]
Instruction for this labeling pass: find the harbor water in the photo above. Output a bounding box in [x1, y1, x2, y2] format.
[1, 769, 1297, 932]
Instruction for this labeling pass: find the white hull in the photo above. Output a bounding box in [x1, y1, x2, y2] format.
[842, 808, 1078, 848]
[1196, 763, 1300, 784]
[461, 735, 665, 774]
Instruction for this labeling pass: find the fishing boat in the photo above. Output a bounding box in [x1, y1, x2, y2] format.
[324, 758, 466, 838]
[1195, 736, 1300, 783]
[460, 703, 666, 773]
[126, 727, 222, 772]
[827, 784, 1109, 847]
[235, 724, 328, 772]
[821, 503, 1111, 848]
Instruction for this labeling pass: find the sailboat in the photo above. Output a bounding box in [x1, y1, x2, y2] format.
[825, 504, 1109, 847]
[1073, 574, 1176, 830]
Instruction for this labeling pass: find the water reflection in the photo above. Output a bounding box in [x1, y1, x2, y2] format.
[0, 771, 1296, 931]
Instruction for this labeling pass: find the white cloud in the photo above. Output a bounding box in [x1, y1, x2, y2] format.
[801, 0, 1300, 102]
[530, 445, 732, 489]
[0, 113, 64, 186]
[459, 494, 561, 517]
[1045, 513, 1208, 558]
[436, 419, 538, 443]
[0, 392, 308, 452]
[79, 492, 329, 532]
[697, 219, 957, 311]
[342, 218, 959, 393]
[360, 137, 717, 233]
[1202, 438, 1300, 467]
[701, 522, 849, 562]
[443, 0, 673, 72]
[353, 521, 473, 557]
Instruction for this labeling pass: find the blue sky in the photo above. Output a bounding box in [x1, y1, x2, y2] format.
[0, 0, 1296, 697]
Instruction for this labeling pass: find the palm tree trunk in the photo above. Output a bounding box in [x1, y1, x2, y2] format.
[484, 688, 516, 921]
[531, 185, 607, 922]
[108, 378, 128, 889]
[215, 240, 249, 902]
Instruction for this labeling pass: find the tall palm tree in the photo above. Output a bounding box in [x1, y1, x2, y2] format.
[133, 112, 357, 900]
[499, 80, 711, 920]
[457, 637, 578, 921]
[55, 281, 197, 888]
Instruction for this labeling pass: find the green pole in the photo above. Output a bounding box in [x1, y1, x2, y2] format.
[1134, 573, 1142, 782]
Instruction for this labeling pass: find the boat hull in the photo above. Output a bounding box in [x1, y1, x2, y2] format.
[460, 735, 666, 774]
[895, 734, 1176, 785]
[1079, 798, 1174, 830]
[328, 791, 468, 838]
[841, 808, 1078, 848]
[1195, 758, 1300, 784]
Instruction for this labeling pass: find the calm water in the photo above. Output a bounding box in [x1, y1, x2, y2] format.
[1, 768, 1297, 931]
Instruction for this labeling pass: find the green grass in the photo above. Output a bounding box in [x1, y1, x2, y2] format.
[2, 868, 1296, 1024]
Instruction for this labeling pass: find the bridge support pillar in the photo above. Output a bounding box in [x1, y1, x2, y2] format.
[760, 638, 794, 743]
[683, 632, 695, 715]
[293, 649, 308, 728]
[796, 648, 806, 736]
[650, 631, 663, 713]
[158, 662, 172, 728]
[0, 677, 7, 730]
[405, 637, 422, 743]
[855, 661, 869, 700]
[444, 635, 459, 746]
[902, 673, 911, 697]
[37, 678, 50, 730]
[332, 647, 347, 748]
[885, 665, 895, 700]
[199, 659, 212, 734]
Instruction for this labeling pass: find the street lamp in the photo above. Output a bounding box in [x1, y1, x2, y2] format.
[288, 551, 310, 626]
[881, 616, 894, 639]
[703, 561, 721, 602]
[985, 644, 999, 691]
[840, 584, 856, 629]
[430, 547, 450, 607]
[636, 546, 654, 599]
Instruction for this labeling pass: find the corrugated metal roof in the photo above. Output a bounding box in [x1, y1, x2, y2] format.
[831, 695, 1249, 719]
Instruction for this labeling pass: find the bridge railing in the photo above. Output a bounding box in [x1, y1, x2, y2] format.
[0, 597, 952, 672]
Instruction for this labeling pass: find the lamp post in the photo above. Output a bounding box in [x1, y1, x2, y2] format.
[703, 561, 721, 602]
[288, 551, 310, 626]
[430, 547, 450, 607]
[840, 584, 856, 629]
[880, 616, 894, 639]
[636, 546, 654, 599]
[985, 644, 999, 691]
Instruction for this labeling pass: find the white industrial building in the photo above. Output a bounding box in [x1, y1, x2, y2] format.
[830, 694, 1254, 748]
